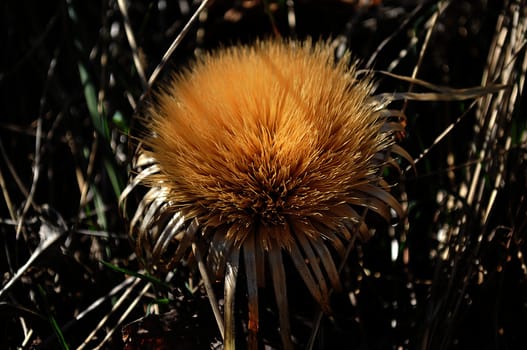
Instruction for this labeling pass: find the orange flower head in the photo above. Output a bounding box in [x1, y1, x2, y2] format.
[128, 39, 408, 349]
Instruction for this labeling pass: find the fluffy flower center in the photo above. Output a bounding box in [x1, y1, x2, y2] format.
[147, 40, 385, 244]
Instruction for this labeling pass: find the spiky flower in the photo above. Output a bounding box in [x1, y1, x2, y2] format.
[123, 39, 409, 349]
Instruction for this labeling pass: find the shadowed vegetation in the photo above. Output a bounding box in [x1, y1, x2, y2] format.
[1, 0, 526, 349]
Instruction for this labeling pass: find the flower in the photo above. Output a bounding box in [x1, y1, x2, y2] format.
[123, 39, 409, 349]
